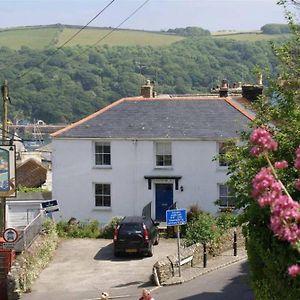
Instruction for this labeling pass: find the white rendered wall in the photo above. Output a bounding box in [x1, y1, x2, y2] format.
[52, 138, 229, 225]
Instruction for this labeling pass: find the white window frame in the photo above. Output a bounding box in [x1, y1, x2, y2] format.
[218, 184, 235, 208]
[155, 142, 172, 167]
[95, 142, 111, 166]
[95, 183, 111, 207]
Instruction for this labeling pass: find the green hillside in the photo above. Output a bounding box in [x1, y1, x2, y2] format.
[0, 25, 184, 49]
[0, 27, 61, 49]
[0, 36, 278, 124]
[0, 25, 288, 49]
[58, 28, 184, 47]
[212, 32, 289, 42]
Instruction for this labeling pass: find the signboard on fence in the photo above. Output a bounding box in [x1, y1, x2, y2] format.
[0, 145, 16, 197]
[42, 200, 59, 213]
[166, 209, 187, 226]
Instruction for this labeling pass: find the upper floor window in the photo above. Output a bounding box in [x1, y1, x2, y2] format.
[95, 142, 111, 166]
[95, 183, 111, 207]
[218, 142, 234, 167]
[156, 142, 172, 167]
[218, 184, 235, 208]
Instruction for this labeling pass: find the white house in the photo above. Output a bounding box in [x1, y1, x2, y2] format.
[51, 93, 254, 224]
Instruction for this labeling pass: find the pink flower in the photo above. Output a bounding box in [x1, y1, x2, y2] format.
[274, 160, 288, 169]
[294, 179, 300, 191]
[250, 146, 263, 157]
[250, 128, 278, 156]
[288, 264, 300, 277]
[270, 195, 300, 244]
[251, 167, 282, 202]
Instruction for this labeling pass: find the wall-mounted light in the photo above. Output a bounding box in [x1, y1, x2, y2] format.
[180, 186, 184, 192]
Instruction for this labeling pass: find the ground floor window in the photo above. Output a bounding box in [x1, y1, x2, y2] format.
[218, 184, 236, 208]
[95, 183, 111, 207]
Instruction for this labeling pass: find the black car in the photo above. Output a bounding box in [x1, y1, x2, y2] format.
[113, 216, 160, 257]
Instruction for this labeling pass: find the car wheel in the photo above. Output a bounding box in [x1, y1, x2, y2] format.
[147, 244, 154, 257]
[154, 233, 159, 245]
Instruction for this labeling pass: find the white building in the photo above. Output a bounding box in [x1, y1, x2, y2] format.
[51, 94, 253, 224]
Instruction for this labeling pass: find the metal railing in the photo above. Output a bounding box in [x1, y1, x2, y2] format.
[14, 211, 45, 252]
[142, 202, 151, 217]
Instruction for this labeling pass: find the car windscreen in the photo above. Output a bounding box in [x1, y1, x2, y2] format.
[119, 223, 143, 234]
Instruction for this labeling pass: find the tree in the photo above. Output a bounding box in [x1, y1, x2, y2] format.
[225, 2, 300, 298]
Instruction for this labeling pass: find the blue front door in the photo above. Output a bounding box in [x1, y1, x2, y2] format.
[155, 183, 173, 221]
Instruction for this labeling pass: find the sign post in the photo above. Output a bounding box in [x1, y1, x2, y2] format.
[3, 228, 18, 243]
[0, 80, 15, 237]
[166, 208, 187, 277]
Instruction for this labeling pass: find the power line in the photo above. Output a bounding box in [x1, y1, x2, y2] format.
[19, 0, 151, 85]
[56, 0, 116, 50]
[16, 0, 116, 80]
[63, 0, 151, 62]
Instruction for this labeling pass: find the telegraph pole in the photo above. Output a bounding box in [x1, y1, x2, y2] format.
[0, 80, 9, 234]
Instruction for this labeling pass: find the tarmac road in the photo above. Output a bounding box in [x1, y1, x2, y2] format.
[151, 260, 254, 300]
[20, 238, 178, 300]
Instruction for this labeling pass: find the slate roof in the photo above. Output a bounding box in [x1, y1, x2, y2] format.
[52, 96, 253, 140]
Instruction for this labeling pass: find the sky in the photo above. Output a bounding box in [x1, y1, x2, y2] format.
[0, 0, 288, 32]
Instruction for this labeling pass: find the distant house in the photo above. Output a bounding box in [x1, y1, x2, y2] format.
[51, 93, 254, 224]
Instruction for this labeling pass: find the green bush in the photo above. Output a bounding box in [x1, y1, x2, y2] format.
[187, 204, 203, 222]
[216, 212, 238, 231]
[181, 204, 204, 237]
[101, 216, 123, 239]
[246, 224, 300, 299]
[184, 212, 221, 247]
[56, 219, 101, 238]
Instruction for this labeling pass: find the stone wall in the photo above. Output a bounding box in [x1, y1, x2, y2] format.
[153, 227, 244, 285]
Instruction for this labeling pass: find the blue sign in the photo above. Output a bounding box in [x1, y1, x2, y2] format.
[166, 209, 187, 226]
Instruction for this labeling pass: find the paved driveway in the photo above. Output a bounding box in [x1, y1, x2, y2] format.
[21, 238, 177, 300]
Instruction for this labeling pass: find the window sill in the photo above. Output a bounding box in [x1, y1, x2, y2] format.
[154, 166, 173, 170]
[218, 206, 235, 212]
[93, 207, 112, 211]
[93, 165, 112, 169]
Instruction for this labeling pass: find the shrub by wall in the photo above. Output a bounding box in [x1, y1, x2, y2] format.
[56, 219, 101, 238]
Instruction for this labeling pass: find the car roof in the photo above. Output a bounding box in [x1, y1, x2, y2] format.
[121, 216, 150, 223]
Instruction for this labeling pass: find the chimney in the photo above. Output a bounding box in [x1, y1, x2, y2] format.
[242, 84, 263, 102]
[219, 79, 228, 97]
[141, 80, 155, 98]
[257, 72, 263, 85]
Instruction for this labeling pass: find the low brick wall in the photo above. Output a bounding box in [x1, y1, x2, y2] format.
[153, 227, 244, 285]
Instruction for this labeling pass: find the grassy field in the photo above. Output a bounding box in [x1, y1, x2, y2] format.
[0, 25, 288, 49]
[0, 27, 61, 49]
[57, 28, 184, 47]
[212, 32, 288, 41]
[0, 26, 184, 49]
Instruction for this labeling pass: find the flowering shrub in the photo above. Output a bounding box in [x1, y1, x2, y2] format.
[219, 2, 300, 297]
[250, 127, 300, 277]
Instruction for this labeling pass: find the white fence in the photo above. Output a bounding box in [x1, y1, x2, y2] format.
[14, 211, 45, 252]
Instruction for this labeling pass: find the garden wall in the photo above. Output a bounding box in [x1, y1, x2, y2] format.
[153, 227, 244, 285]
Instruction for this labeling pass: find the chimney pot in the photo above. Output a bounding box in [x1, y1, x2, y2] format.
[141, 80, 155, 98]
[257, 73, 263, 85]
[219, 79, 228, 97]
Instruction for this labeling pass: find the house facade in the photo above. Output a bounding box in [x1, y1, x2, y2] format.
[51, 95, 253, 224]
